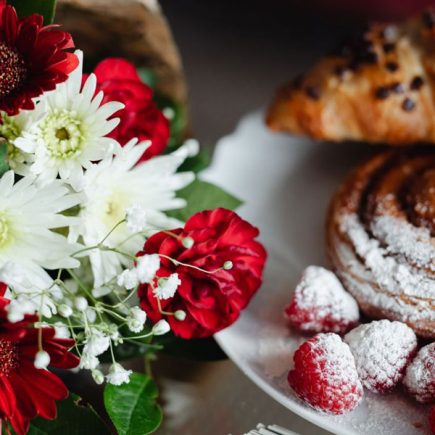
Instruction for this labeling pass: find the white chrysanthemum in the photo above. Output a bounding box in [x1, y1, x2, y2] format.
[71, 138, 196, 287]
[0, 110, 41, 174]
[0, 171, 81, 285]
[14, 50, 124, 191]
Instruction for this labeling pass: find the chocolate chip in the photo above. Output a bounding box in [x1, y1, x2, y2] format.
[375, 86, 390, 100]
[410, 76, 424, 90]
[402, 98, 416, 112]
[334, 65, 346, 77]
[385, 61, 398, 72]
[305, 86, 321, 100]
[390, 82, 404, 94]
[364, 51, 378, 64]
[422, 10, 435, 29]
[382, 42, 396, 53]
[292, 74, 305, 89]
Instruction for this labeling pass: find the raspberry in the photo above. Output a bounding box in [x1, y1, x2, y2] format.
[344, 320, 417, 393]
[403, 342, 435, 403]
[288, 333, 363, 414]
[430, 406, 435, 435]
[285, 266, 359, 334]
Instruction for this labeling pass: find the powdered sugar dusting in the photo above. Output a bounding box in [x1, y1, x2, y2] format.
[340, 214, 435, 304]
[288, 266, 359, 332]
[403, 342, 435, 403]
[311, 333, 361, 390]
[372, 216, 435, 272]
[288, 333, 363, 414]
[344, 320, 417, 393]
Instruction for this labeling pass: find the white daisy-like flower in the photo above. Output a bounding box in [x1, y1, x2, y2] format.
[0, 110, 40, 175]
[0, 171, 81, 289]
[14, 50, 124, 191]
[71, 138, 196, 287]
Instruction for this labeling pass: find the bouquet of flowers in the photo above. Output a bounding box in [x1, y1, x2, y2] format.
[0, 1, 267, 434]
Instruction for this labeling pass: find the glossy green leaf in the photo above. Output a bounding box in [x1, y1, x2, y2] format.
[0, 142, 9, 177]
[167, 179, 242, 222]
[104, 373, 162, 435]
[137, 68, 157, 90]
[24, 393, 107, 434]
[178, 148, 211, 174]
[9, 0, 57, 24]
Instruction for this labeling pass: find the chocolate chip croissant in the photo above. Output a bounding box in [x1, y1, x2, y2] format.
[267, 10, 435, 145]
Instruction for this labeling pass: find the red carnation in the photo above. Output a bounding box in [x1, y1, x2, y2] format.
[0, 2, 78, 115]
[138, 208, 267, 339]
[91, 58, 170, 161]
[0, 297, 79, 435]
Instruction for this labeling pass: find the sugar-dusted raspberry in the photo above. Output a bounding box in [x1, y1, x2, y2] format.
[285, 266, 359, 334]
[430, 406, 435, 435]
[344, 320, 417, 393]
[403, 342, 435, 403]
[288, 333, 363, 414]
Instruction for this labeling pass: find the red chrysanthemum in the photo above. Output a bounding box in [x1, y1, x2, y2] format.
[138, 208, 267, 339]
[90, 58, 170, 161]
[0, 296, 79, 435]
[0, 1, 78, 115]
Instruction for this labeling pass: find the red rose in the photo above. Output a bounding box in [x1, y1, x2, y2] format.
[91, 58, 170, 161]
[137, 208, 267, 339]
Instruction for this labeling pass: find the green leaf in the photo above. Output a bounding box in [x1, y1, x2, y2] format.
[137, 68, 157, 90]
[25, 393, 108, 434]
[0, 142, 9, 177]
[104, 373, 162, 435]
[167, 179, 242, 222]
[154, 94, 186, 151]
[9, 0, 57, 24]
[178, 149, 211, 174]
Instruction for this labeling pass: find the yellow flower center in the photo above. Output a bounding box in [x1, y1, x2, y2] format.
[41, 109, 86, 159]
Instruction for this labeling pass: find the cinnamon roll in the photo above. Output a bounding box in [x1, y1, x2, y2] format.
[327, 148, 435, 338]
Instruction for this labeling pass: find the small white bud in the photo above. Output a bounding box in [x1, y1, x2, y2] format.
[223, 260, 233, 270]
[92, 369, 105, 385]
[34, 350, 50, 369]
[182, 237, 194, 249]
[174, 310, 186, 321]
[58, 304, 73, 318]
[162, 107, 175, 120]
[54, 322, 70, 339]
[75, 296, 88, 311]
[152, 319, 170, 336]
[86, 308, 97, 323]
